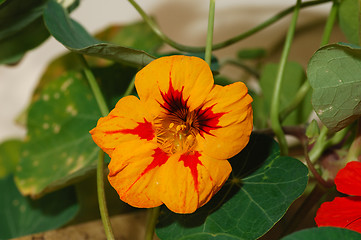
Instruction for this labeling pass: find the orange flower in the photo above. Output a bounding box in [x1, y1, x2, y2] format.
[90, 55, 253, 213]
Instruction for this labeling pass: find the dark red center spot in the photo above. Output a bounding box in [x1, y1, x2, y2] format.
[159, 79, 225, 137]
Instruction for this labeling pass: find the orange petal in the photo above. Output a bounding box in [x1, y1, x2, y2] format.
[315, 196, 361, 234]
[196, 82, 253, 160]
[90, 95, 155, 156]
[108, 140, 169, 208]
[135, 55, 214, 117]
[156, 151, 232, 214]
[335, 161, 361, 196]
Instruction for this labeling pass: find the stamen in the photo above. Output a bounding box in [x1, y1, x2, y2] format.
[175, 124, 186, 133]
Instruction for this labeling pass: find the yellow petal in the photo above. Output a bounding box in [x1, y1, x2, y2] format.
[135, 55, 214, 117]
[156, 151, 232, 214]
[108, 140, 169, 209]
[90, 95, 155, 156]
[196, 82, 253, 160]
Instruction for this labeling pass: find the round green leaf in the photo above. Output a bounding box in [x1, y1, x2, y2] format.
[156, 134, 308, 240]
[14, 72, 101, 197]
[307, 43, 361, 132]
[0, 175, 78, 239]
[281, 227, 361, 240]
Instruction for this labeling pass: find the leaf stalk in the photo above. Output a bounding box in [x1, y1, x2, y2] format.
[270, 0, 302, 155]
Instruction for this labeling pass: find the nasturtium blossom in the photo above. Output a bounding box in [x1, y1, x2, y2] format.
[315, 161, 361, 233]
[90, 55, 253, 213]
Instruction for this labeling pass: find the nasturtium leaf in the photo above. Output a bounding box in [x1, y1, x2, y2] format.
[0, 0, 79, 64]
[14, 72, 101, 197]
[0, 175, 78, 239]
[108, 21, 163, 54]
[255, 61, 312, 127]
[156, 134, 308, 240]
[338, 0, 360, 45]
[281, 227, 361, 240]
[0, 139, 22, 178]
[307, 43, 361, 132]
[43, 0, 156, 67]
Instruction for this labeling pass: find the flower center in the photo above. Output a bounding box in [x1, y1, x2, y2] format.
[155, 112, 198, 154]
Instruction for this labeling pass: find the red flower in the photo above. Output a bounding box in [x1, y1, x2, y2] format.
[315, 161, 361, 233]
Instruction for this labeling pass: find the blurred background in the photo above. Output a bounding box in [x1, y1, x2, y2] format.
[0, 0, 343, 142]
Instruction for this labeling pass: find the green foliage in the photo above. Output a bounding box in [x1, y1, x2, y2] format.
[308, 43, 361, 132]
[156, 134, 308, 240]
[338, 0, 360, 45]
[254, 61, 312, 128]
[14, 72, 101, 197]
[0, 175, 78, 239]
[112, 21, 163, 54]
[281, 227, 361, 240]
[0, 0, 79, 64]
[43, 0, 156, 67]
[0, 139, 21, 178]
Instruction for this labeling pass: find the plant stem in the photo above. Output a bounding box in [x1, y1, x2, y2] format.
[320, 0, 339, 46]
[97, 150, 115, 240]
[79, 55, 114, 239]
[303, 140, 334, 188]
[128, 0, 331, 53]
[145, 207, 161, 240]
[308, 126, 328, 163]
[270, 0, 302, 155]
[279, 1, 339, 122]
[308, 126, 349, 164]
[79, 55, 109, 116]
[205, 0, 216, 65]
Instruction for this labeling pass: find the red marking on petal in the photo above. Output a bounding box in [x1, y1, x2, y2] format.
[125, 147, 169, 193]
[142, 147, 169, 176]
[179, 152, 203, 192]
[105, 118, 155, 141]
[195, 105, 226, 137]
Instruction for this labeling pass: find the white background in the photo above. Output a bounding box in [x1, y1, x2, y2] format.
[0, 0, 338, 142]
